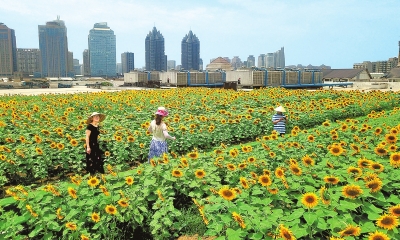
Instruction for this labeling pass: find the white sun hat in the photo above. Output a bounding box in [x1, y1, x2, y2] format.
[274, 106, 286, 112]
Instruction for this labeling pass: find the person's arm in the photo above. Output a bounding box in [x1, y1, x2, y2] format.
[85, 129, 91, 154]
[162, 124, 176, 140]
[147, 125, 153, 133]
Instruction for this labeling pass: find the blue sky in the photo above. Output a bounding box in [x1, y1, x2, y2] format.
[1, 0, 399, 68]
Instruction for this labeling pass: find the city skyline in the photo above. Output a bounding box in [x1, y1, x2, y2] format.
[0, 0, 399, 69]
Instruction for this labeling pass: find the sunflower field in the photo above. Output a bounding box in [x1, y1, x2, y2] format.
[0, 88, 400, 240]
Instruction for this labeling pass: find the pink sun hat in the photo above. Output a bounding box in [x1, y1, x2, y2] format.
[155, 107, 169, 116]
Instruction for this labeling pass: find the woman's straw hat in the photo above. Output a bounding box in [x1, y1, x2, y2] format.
[155, 106, 169, 116]
[274, 106, 286, 112]
[86, 112, 106, 124]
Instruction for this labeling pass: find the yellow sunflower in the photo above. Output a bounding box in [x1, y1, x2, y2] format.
[65, 222, 77, 231]
[374, 147, 387, 156]
[342, 184, 363, 199]
[339, 225, 361, 237]
[105, 205, 117, 215]
[324, 176, 340, 185]
[232, 212, 246, 229]
[366, 178, 382, 193]
[301, 192, 319, 209]
[172, 169, 184, 178]
[258, 175, 272, 187]
[87, 176, 100, 187]
[302, 155, 314, 167]
[67, 187, 77, 199]
[227, 163, 236, 171]
[389, 152, 400, 168]
[187, 151, 199, 159]
[369, 162, 384, 172]
[240, 177, 249, 189]
[91, 212, 100, 222]
[385, 134, 397, 144]
[195, 169, 206, 179]
[347, 167, 363, 177]
[279, 224, 296, 240]
[289, 164, 302, 176]
[357, 158, 372, 168]
[376, 214, 399, 230]
[329, 144, 344, 156]
[218, 187, 236, 201]
[125, 176, 134, 185]
[368, 231, 390, 240]
[275, 167, 285, 178]
[118, 198, 129, 208]
[388, 204, 400, 217]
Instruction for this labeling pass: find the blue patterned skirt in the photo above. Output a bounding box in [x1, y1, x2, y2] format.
[148, 139, 168, 162]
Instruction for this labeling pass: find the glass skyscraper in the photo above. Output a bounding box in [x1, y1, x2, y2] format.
[88, 22, 116, 77]
[38, 17, 69, 77]
[181, 30, 200, 71]
[0, 23, 17, 77]
[145, 27, 166, 71]
[121, 52, 134, 73]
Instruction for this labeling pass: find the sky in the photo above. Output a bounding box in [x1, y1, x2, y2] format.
[1, 0, 399, 69]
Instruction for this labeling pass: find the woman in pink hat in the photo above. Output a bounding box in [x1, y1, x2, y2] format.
[147, 107, 176, 162]
[272, 106, 287, 137]
[85, 112, 106, 175]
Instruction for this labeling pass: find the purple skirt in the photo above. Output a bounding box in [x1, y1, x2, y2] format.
[148, 139, 168, 162]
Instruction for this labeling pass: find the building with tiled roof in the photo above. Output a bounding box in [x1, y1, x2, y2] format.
[206, 57, 232, 71]
[322, 69, 371, 82]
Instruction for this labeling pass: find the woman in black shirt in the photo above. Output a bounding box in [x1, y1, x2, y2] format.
[85, 112, 106, 175]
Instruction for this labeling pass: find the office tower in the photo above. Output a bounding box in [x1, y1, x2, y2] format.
[121, 52, 134, 73]
[398, 41, 400, 67]
[88, 22, 116, 77]
[82, 49, 90, 76]
[38, 17, 69, 77]
[274, 47, 285, 68]
[68, 51, 74, 76]
[247, 55, 255, 68]
[231, 56, 242, 69]
[0, 23, 17, 77]
[257, 54, 265, 68]
[116, 63, 122, 75]
[266, 53, 274, 68]
[167, 60, 176, 70]
[145, 27, 166, 71]
[181, 30, 200, 70]
[199, 58, 203, 70]
[73, 59, 81, 75]
[17, 48, 41, 77]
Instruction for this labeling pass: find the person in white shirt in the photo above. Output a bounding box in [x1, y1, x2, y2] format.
[147, 107, 176, 162]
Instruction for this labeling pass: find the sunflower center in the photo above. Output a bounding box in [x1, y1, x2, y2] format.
[346, 189, 360, 196]
[223, 190, 233, 197]
[306, 196, 315, 203]
[381, 217, 393, 225]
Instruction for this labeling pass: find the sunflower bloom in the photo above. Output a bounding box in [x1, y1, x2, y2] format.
[369, 162, 384, 172]
[105, 205, 117, 215]
[324, 176, 340, 185]
[240, 177, 250, 189]
[187, 151, 199, 159]
[66, 222, 77, 231]
[342, 184, 363, 199]
[87, 176, 100, 187]
[301, 155, 314, 167]
[172, 169, 184, 178]
[389, 152, 400, 168]
[366, 178, 383, 193]
[195, 169, 206, 179]
[329, 144, 344, 156]
[289, 164, 302, 176]
[339, 225, 361, 237]
[376, 214, 399, 230]
[91, 212, 100, 222]
[279, 224, 296, 240]
[258, 175, 272, 187]
[118, 198, 129, 208]
[320, 186, 330, 205]
[301, 192, 319, 209]
[81, 234, 90, 240]
[218, 186, 236, 201]
[374, 147, 387, 156]
[232, 212, 246, 229]
[275, 167, 285, 178]
[368, 231, 390, 240]
[68, 187, 78, 199]
[125, 176, 134, 185]
[156, 189, 165, 201]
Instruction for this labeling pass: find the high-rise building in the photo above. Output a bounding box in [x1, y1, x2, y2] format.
[121, 52, 134, 73]
[266, 53, 274, 68]
[231, 56, 242, 69]
[257, 54, 265, 68]
[167, 60, 176, 70]
[247, 55, 255, 68]
[82, 49, 90, 76]
[38, 17, 69, 77]
[68, 51, 74, 76]
[0, 23, 17, 77]
[181, 30, 200, 71]
[116, 63, 122, 75]
[199, 58, 203, 70]
[88, 22, 116, 77]
[73, 59, 81, 76]
[145, 27, 166, 71]
[16, 48, 41, 77]
[274, 47, 285, 68]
